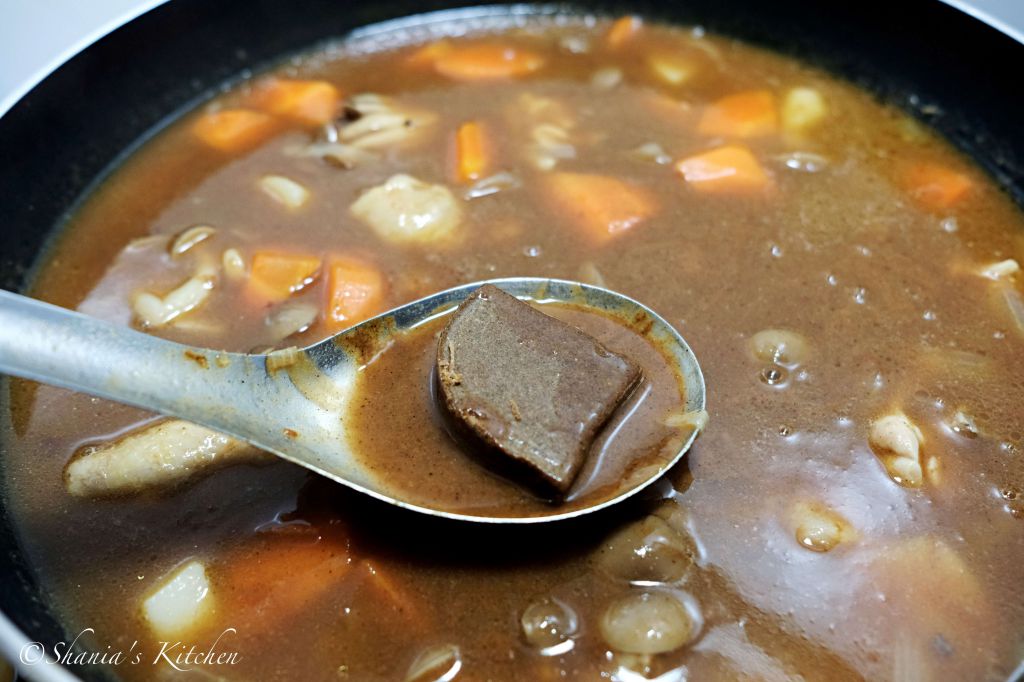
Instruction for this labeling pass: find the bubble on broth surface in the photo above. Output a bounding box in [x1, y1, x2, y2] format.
[748, 329, 810, 367]
[760, 366, 788, 386]
[600, 589, 701, 655]
[521, 597, 579, 654]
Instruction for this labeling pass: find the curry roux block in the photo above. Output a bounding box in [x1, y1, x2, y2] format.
[436, 284, 643, 494]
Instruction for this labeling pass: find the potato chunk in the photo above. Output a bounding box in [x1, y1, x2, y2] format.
[781, 87, 828, 134]
[142, 560, 213, 638]
[350, 174, 463, 246]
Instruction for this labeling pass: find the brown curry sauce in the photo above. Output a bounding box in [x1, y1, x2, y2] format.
[3, 13, 1024, 682]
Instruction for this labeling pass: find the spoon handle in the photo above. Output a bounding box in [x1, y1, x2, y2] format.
[0, 288, 262, 433]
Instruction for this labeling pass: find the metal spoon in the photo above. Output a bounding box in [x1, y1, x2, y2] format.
[0, 278, 705, 524]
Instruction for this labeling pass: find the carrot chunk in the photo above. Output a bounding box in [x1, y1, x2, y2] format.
[903, 162, 974, 209]
[247, 251, 323, 302]
[248, 78, 341, 125]
[192, 109, 279, 153]
[325, 257, 385, 332]
[607, 15, 643, 48]
[698, 90, 779, 139]
[433, 44, 545, 81]
[215, 527, 352, 634]
[544, 172, 657, 245]
[454, 121, 489, 182]
[676, 145, 771, 194]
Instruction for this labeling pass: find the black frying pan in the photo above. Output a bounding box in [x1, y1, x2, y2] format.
[1, 1, 1022, 680]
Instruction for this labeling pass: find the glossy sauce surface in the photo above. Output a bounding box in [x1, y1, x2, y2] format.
[351, 301, 686, 516]
[2, 13, 1024, 682]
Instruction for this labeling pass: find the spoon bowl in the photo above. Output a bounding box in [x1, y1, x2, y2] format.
[0, 278, 705, 523]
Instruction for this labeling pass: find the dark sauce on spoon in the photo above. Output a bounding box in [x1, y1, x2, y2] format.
[347, 299, 690, 518]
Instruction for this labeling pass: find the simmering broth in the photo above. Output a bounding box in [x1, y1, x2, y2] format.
[3, 13, 1024, 681]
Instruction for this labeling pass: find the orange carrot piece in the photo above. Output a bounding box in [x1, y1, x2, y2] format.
[215, 528, 352, 633]
[325, 257, 385, 333]
[248, 78, 341, 125]
[698, 90, 779, 139]
[903, 162, 974, 209]
[247, 251, 322, 302]
[454, 121, 489, 182]
[192, 109, 279, 153]
[433, 44, 545, 82]
[607, 15, 643, 48]
[676, 145, 771, 194]
[544, 172, 657, 245]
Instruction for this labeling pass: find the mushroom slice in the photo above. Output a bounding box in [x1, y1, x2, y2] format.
[169, 225, 216, 257]
[510, 93, 576, 171]
[65, 419, 267, 497]
[259, 174, 310, 210]
[338, 93, 438, 151]
[351, 174, 463, 246]
[132, 268, 216, 328]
